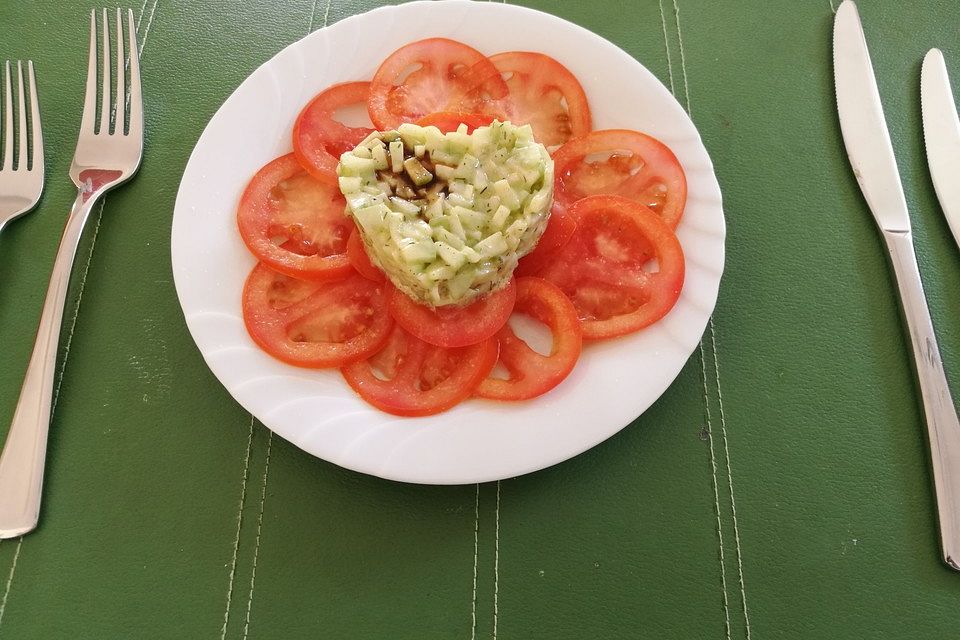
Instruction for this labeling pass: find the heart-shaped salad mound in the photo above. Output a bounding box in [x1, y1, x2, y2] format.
[337, 121, 553, 307]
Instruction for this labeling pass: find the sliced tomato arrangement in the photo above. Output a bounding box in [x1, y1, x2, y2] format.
[388, 279, 517, 349]
[293, 81, 375, 184]
[515, 202, 577, 277]
[341, 326, 498, 416]
[234, 37, 690, 416]
[489, 51, 591, 150]
[237, 154, 353, 281]
[552, 130, 687, 228]
[367, 38, 509, 130]
[242, 263, 393, 368]
[346, 228, 384, 282]
[537, 195, 684, 340]
[476, 277, 582, 401]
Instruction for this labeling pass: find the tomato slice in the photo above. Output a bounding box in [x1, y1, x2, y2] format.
[293, 81, 375, 185]
[367, 38, 509, 130]
[515, 202, 577, 277]
[416, 111, 494, 133]
[237, 154, 353, 281]
[476, 277, 582, 401]
[242, 263, 393, 368]
[388, 279, 517, 349]
[346, 227, 384, 282]
[537, 195, 684, 340]
[552, 130, 687, 228]
[488, 51, 591, 150]
[341, 325, 498, 416]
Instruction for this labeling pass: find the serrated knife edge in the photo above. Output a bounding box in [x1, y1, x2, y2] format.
[921, 48, 960, 252]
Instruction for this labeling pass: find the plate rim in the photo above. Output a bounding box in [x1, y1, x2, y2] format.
[171, 0, 726, 485]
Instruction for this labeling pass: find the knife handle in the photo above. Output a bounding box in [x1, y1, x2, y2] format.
[883, 229, 960, 570]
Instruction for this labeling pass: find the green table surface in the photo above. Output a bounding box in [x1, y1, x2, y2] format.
[0, 0, 959, 637]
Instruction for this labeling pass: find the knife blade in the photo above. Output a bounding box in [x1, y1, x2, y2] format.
[921, 48, 960, 252]
[833, 0, 960, 572]
[833, 1, 910, 232]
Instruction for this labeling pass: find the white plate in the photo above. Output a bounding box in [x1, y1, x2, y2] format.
[171, 0, 725, 484]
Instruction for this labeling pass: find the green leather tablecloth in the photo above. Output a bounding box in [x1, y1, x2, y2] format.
[1, 0, 959, 637]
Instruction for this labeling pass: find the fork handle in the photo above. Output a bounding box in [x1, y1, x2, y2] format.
[884, 229, 960, 570]
[0, 191, 100, 538]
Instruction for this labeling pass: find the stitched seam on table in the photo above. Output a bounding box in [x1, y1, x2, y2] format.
[322, 0, 332, 30]
[470, 484, 480, 640]
[658, 6, 731, 638]
[219, 416, 256, 640]
[657, 0, 676, 94]
[242, 430, 273, 640]
[139, 0, 160, 55]
[51, 202, 105, 413]
[701, 346, 732, 640]
[672, 0, 692, 113]
[711, 323, 751, 638]
[135, 0, 148, 30]
[673, 0, 752, 640]
[307, 0, 319, 33]
[0, 538, 22, 631]
[492, 481, 501, 639]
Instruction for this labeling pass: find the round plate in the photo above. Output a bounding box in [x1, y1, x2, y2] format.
[171, 0, 725, 484]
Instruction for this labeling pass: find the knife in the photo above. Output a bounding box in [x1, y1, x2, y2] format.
[921, 49, 960, 253]
[834, 0, 960, 571]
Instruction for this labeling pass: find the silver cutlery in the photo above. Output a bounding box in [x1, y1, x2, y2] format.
[0, 60, 43, 233]
[921, 49, 960, 253]
[0, 8, 143, 538]
[834, 0, 960, 571]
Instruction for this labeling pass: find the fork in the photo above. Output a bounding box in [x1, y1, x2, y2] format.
[0, 60, 43, 233]
[0, 8, 143, 538]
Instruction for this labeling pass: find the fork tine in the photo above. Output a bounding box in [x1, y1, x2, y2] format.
[80, 10, 98, 135]
[16, 62, 27, 171]
[99, 8, 111, 135]
[126, 8, 142, 138]
[27, 62, 41, 174]
[3, 62, 11, 170]
[114, 8, 125, 135]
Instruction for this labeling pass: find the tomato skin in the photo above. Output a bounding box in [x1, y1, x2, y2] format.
[552, 130, 687, 228]
[242, 264, 393, 368]
[367, 38, 509, 130]
[488, 51, 591, 149]
[237, 154, 353, 281]
[538, 195, 685, 340]
[341, 326, 498, 417]
[476, 277, 582, 401]
[515, 203, 577, 277]
[347, 227, 384, 282]
[416, 111, 495, 133]
[293, 81, 374, 185]
[388, 279, 517, 349]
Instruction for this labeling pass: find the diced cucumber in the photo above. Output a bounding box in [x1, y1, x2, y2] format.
[338, 176, 362, 193]
[490, 204, 511, 231]
[436, 242, 468, 270]
[371, 144, 388, 170]
[403, 157, 433, 186]
[434, 164, 455, 181]
[340, 154, 376, 175]
[389, 196, 421, 216]
[389, 140, 404, 173]
[338, 120, 554, 306]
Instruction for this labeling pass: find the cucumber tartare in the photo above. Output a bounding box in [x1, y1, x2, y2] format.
[337, 120, 554, 306]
